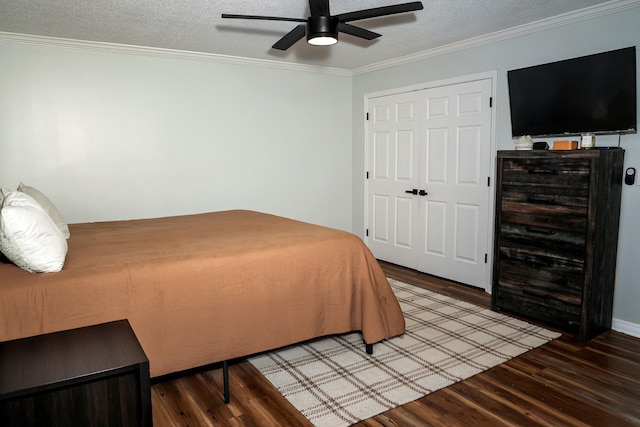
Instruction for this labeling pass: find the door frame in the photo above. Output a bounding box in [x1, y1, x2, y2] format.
[363, 71, 498, 293]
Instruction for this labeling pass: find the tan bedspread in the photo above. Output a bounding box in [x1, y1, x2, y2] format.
[0, 210, 405, 377]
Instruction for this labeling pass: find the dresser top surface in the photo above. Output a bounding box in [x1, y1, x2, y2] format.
[499, 147, 624, 159]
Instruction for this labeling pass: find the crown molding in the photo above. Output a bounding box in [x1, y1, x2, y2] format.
[1, 0, 637, 76]
[353, 0, 640, 75]
[0, 31, 353, 77]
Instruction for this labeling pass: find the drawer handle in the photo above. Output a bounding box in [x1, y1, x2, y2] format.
[522, 288, 544, 297]
[525, 259, 554, 268]
[526, 197, 556, 205]
[526, 227, 556, 235]
[528, 169, 559, 175]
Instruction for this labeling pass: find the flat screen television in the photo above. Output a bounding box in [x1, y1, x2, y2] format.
[507, 46, 637, 138]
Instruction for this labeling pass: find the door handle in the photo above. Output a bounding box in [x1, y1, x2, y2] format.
[405, 189, 418, 195]
[418, 190, 428, 196]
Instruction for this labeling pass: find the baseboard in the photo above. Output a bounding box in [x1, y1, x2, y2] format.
[612, 318, 640, 339]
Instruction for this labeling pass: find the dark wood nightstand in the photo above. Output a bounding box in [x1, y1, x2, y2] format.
[0, 320, 151, 427]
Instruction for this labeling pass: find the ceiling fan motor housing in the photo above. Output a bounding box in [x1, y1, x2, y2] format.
[307, 15, 339, 45]
[222, 1, 424, 50]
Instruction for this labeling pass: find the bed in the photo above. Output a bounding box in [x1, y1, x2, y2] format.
[0, 210, 405, 380]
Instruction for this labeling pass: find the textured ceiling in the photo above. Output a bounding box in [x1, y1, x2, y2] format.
[0, 0, 620, 70]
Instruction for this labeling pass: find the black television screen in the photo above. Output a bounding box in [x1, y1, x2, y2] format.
[508, 46, 637, 138]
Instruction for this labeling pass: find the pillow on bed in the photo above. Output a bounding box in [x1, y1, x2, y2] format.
[0, 188, 9, 264]
[0, 186, 9, 206]
[0, 190, 68, 273]
[17, 182, 70, 239]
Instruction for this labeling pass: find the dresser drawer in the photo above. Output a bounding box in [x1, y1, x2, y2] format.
[497, 244, 584, 296]
[499, 221, 586, 253]
[494, 284, 581, 331]
[500, 211, 587, 234]
[501, 158, 591, 188]
[501, 185, 588, 217]
[495, 244, 584, 331]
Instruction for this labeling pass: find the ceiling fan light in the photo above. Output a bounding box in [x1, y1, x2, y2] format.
[307, 15, 339, 46]
[308, 36, 337, 46]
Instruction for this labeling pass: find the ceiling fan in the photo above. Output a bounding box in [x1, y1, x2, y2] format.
[221, 0, 424, 51]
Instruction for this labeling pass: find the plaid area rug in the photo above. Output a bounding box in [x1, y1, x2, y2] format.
[248, 278, 561, 427]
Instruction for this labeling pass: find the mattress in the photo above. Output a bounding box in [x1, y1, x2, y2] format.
[0, 210, 405, 377]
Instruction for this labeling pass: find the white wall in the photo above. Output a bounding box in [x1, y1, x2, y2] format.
[0, 41, 353, 230]
[352, 6, 640, 330]
[1, 5, 638, 332]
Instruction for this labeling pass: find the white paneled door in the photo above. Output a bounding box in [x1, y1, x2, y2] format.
[367, 92, 420, 266]
[367, 78, 493, 290]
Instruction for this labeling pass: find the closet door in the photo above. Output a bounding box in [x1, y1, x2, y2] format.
[366, 78, 493, 290]
[366, 91, 420, 267]
[417, 79, 492, 288]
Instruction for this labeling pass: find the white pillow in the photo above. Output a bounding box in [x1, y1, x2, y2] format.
[0, 191, 68, 273]
[17, 182, 70, 239]
[0, 187, 9, 206]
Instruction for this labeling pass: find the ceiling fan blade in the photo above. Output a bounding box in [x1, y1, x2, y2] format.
[221, 14, 305, 23]
[309, 0, 330, 17]
[336, 1, 423, 23]
[338, 23, 381, 40]
[272, 24, 307, 50]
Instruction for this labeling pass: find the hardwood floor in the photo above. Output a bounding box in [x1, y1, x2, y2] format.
[151, 261, 640, 426]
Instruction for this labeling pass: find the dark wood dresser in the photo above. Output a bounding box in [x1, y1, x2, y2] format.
[491, 148, 624, 340]
[0, 320, 151, 427]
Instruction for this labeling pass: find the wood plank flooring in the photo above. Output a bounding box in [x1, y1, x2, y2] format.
[151, 261, 640, 426]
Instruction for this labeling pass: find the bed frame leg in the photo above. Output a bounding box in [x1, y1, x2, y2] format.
[223, 360, 230, 404]
[366, 343, 373, 354]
